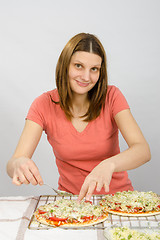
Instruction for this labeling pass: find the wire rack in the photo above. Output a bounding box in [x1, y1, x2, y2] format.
[28, 194, 160, 230]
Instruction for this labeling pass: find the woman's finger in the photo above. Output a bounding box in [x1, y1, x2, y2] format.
[78, 178, 97, 201]
[96, 180, 103, 192]
[13, 167, 35, 185]
[85, 181, 97, 201]
[104, 182, 109, 193]
[24, 169, 39, 185]
[12, 174, 22, 186]
[30, 163, 43, 185]
[78, 183, 88, 201]
[16, 169, 30, 185]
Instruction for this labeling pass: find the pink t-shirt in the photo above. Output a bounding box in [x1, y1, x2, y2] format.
[26, 85, 133, 194]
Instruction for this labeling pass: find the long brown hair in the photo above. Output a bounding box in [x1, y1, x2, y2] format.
[54, 33, 108, 121]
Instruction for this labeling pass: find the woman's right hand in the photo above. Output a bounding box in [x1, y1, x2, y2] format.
[7, 120, 44, 186]
[12, 157, 43, 186]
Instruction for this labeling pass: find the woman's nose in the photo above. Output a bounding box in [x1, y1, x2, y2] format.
[81, 69, 90, 81]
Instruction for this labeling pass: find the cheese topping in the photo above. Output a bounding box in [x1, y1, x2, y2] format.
[100, 191, 160, 213]
[107, 227, 160, 240]
[37, 199, 106, 223]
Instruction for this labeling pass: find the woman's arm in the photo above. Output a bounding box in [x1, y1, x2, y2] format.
[109, 109, 151, 171]
[7, 119, 44, 186]
[78, 109, 151, 201]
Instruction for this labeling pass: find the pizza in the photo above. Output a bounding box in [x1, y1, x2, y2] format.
[34, 199, 108, 227]
[104, 226, 160, 240]
[99, 190, 160, 216]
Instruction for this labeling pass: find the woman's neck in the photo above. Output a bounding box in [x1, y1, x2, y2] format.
[71, 93, 89, 118]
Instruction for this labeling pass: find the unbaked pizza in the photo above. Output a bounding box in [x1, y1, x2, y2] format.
[99, 190, 160, 216]
[104, 226, 160, 240]
[34, 199, 108, 227]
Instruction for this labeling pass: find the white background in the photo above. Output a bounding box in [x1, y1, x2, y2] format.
[0, 0, 159, 196]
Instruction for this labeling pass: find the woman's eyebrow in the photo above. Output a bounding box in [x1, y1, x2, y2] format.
[73, 60, 101, 67]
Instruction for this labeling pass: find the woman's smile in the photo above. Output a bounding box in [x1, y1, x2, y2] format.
[75, 79, 90, 87]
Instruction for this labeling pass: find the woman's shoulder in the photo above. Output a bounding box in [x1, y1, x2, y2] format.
[107, 85, 119, 93]
[105, 85, 129, 115]
[29, 89, 59, 110]
[106, 85, 121, 100]
[36, 89, 59, 103]
[44, 88, 59, 100]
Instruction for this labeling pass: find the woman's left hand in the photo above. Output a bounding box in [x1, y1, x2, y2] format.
[78, 160, 115, 201]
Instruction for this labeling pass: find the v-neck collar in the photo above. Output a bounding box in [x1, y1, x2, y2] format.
[69, 120, 92, 136]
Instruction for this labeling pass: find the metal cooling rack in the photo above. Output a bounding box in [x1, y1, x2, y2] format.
[28, 194, 160, 230]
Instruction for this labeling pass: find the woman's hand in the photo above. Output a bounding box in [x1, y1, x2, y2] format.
[7, 120, 44, 186]
[78, 160, 115, 201]
[12, 157, 43, 186]
[78, 109, 151, 201]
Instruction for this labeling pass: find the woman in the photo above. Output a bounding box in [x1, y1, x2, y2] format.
[7, 33, 151, 201]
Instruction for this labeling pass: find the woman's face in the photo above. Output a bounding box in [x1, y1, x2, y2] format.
[68, 51, 102, 96]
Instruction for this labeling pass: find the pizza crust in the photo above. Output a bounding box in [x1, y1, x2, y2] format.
[59, 216, 108, 228]
[104, 208, 160, 217]
[34, 210, 108, 228]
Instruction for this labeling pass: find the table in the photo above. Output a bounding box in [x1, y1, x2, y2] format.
[0, 195, 160, 240]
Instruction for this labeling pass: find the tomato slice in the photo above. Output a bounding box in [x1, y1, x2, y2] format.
[115, 207, 121, 211]
[157, 205, 160, 208]
[49, 216, 68, 221]
[38, 209, 47, 214]
[81, 215, 94, 221]
[72, 219, 79, 223]
[134, 207, 142, 210]
[84, 200, 92, 204]
[126, 205, 131, 208]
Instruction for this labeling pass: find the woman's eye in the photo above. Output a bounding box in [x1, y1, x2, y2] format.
[91, 67, 98, 72]
[75, 64, 82, 69]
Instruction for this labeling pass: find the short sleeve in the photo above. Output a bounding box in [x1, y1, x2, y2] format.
[107, 86, 130, 118]
[26, 93, 48, 130]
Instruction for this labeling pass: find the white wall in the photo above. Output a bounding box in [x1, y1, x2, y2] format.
[0, 0, 159, 196]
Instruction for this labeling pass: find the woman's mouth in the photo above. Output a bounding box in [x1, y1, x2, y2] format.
[75, 80, 90, 87]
